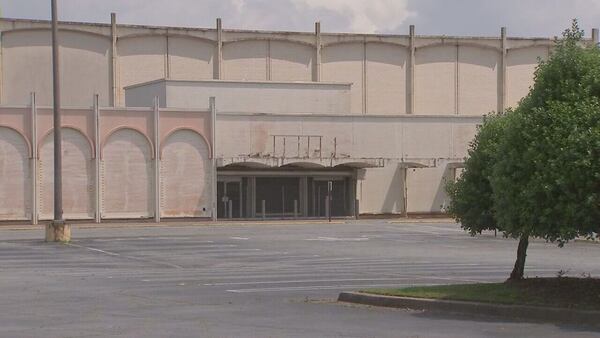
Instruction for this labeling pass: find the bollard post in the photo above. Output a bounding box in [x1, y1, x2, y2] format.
[325, 197, 330, 222]
[294, 200, 298, 219]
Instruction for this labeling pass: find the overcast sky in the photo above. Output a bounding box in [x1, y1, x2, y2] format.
[1, 0, 599, 37]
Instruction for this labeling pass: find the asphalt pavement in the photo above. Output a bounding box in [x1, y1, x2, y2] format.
[1, 220, 599, 337]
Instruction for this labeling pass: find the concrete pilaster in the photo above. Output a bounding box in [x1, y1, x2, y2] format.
[362, 38, 367, 115]
[216, 18, 223, 80]
[93, 94, 101, 223]
[165, 33, 170, 79]
[315, 22, 321, 82]
[402, 167, 408, 217]
[407, 25, 415, 115]
[110, 13, 118, 107]
[592, 28, 599, 46]
[153, 97, 161, 222]
[31, 92, 38, 225]
[210, 97, 217, 221]
[0, 32, 3, 104]
[455, 44, 460, 115]
[266, 40, 272, 80]
[500, 27, 507, 113]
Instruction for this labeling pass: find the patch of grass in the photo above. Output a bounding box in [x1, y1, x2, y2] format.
[364, 277, 600, 311]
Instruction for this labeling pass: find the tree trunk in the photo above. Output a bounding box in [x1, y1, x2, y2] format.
[508, 234, 529, 281]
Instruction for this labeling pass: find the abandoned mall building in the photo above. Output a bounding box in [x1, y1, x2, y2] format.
[0, 16, 597, 222]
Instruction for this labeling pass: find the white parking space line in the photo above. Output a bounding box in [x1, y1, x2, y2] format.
[304, 237, 369, 241]
[66, 243, 184, 269]
[230, 237, 249, 240]
[204, 277, 414, 286]
[226, 283, 436, 293]
[67, 243, 121, 256]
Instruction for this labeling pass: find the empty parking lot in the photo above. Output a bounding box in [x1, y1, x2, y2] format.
[1, 220, 599, 337]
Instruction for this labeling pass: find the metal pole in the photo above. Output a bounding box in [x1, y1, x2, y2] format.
[51, 0, 63, 224]
[45, 0, 70, 241]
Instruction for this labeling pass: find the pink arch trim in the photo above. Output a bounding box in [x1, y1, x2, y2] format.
[159, 128, 212, 159]
[100, 127, 155, 160]
[37, 126, 95, 159]
[0, 125, 33, 158]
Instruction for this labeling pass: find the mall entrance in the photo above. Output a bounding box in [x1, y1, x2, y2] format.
[216, 169, 356, 219]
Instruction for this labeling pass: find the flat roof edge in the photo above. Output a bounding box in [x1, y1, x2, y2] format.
[124, 78, 353, 90]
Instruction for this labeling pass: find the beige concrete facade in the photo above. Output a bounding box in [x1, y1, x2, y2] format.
[0, 16, 596, 221]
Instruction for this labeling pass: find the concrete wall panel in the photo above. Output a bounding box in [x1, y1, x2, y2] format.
[153, 80, 351, 114]
[102, 128, 153, 218]
[359, 165, 404, 214]
[38, 128, 94, 220]
[118, 36, 167, 104]
[452, 123, 478, 158]
[161, 130, 211, 217]
[458, 46, 500, 115]
[168, 37, 214, 80]
[322, 43, 364, 114]
[415, 45, 456, 115]
[366, 43, 407, 115]
[270, 41, 313, 81]
[0, 127, 31, 220]
[406, 166, 453, 213]
[2, 29, 110, 106]
[506, 46, 548, 108]
[402, 121, 451, 158]
[223, 40, 268, 81]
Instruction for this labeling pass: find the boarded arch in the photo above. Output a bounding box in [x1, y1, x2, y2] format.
[101, 128, 154, 219]
[160, 129, 211, 218]
[0, 127, 31, 220]
[38, 128, 94, 220]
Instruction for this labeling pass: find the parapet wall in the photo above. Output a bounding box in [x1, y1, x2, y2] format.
[2, 17, 594, 115]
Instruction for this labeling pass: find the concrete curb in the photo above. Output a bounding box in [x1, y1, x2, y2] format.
[338, 292, 600, 327]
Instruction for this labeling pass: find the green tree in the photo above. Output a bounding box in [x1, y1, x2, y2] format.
[447, 20, 600, 280]
[446, 112, 508, 235]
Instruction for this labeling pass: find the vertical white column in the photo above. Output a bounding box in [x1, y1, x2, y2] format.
[0, 32, 3, 104]
[266, 40, 272, 80]
[315, 22, 321, 82]
[153, 96, 161, 222]
[93, 94, 101, 223]
[215, 18, 223, 80]
[362, 38, 367, 115]
[210, 97, 217, 221]
[165, 32, 170, 79]
[407, 25, 415, 115]
[110, 13, 118, 107]
[500, 27, 507, 113]
[455, 43, 460, 115]
[592, 28, 599, 46]
[31, 92, 38, 225]
[402, 167, 408, 218]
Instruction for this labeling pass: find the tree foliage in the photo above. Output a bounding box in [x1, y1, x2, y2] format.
[446, 20, 600, 280]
